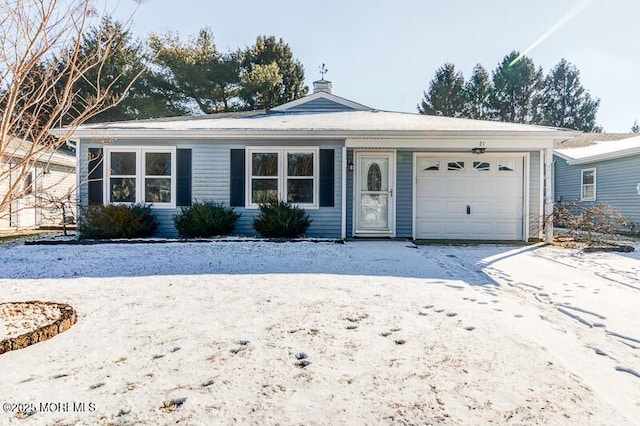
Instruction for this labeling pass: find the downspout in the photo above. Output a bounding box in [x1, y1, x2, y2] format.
[544, 148, 554, 244]
[341, 146, 347, 239]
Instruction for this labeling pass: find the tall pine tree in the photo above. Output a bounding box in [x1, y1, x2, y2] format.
[418, 63, 465, 117]
[149, 28, 241, 114]
[239, 35, 307, 110]
[491, 51, 543, 124]
[54, 17, 150, 123]
[463, 64, 493, 120]
[538, 59, 600, 131]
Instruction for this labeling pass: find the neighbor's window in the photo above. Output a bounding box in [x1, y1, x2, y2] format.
[581, 168, 596, 201]
[106, 148, 176, 207]
[247, 148, 318, 207]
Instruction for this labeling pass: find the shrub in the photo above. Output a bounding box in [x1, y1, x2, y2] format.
[78, 204, 158, 239]
[554, 201, 634, 242]
[252, 201, 311, 238]
[172, 200, 241, 238]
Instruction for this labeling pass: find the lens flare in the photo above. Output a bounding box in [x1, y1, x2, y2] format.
[509, 0, 596, 67]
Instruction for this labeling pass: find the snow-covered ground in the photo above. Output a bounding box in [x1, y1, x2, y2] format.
[0, 240, 638, 425]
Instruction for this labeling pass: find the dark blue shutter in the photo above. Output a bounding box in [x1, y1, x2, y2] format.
[319, 149, 334, 207]
[176, 149, 192, 206]
[88, 148, 103, 205]
[230, 149, 245, 207]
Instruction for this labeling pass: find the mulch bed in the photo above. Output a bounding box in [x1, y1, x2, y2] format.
[0, 302, 77, 355]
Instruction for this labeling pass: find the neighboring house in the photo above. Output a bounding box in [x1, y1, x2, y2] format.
[55, 79, 578, 241]
[0, 138, 77, 231]
[554, 133, 640, 226]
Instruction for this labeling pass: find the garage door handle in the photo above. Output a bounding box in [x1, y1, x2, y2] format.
[466, 205, 471, 215]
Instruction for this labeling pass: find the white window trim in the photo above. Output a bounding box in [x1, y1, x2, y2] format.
[580, 167, 596, 201]
[104, 146, 177, 208]
[245, 147, 319, 209]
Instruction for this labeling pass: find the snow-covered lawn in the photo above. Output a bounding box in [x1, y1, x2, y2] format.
[0, 240, 638, 425]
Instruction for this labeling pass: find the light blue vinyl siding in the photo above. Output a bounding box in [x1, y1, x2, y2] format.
[284, 98, 358, 112]
[554, 153, 640, 225]
[395, 152, 413, 237]
[79, 139, 343, 238]
[346, 150, 354, 237]
[554, 155, 582, 202]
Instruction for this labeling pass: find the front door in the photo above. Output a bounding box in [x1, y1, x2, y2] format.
[355, 152, 394, 235]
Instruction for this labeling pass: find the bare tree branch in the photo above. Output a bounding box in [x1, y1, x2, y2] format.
[0, 0, 144, 223]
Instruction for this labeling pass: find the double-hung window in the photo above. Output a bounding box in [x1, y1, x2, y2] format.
[247, 147, 318, 208]
[105, 147, 176, 207]
[581, 168, 596, 201]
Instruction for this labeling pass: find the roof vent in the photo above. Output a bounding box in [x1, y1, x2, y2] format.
[313, 79, 332, 94]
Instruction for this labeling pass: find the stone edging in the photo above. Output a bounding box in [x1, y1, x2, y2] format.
[0, 302, 77, 355]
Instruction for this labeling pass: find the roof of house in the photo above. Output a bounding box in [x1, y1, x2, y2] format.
[69, 110, 574, 133]
[554, 133, 640, 164]
[51, 81, 579, 142]
[1, 137, 75, 168]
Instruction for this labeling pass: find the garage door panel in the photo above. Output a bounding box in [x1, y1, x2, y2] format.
[415, 155, 524, 240]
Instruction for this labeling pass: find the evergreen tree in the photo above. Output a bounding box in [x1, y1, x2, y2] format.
[239, 35, 307, 110]
[61, 17, 150, 122]
[418, 63, 466, 117]
[463, 64, 493, 120]
[149, 28, 241, 114]
[631, 120, 640, 133]
[491, 51, 543, 124]
[537, 59, 600, 131]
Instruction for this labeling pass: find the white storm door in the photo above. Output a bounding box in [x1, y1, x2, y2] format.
[355, 152, 394, 235]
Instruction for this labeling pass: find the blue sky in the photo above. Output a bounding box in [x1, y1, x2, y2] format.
[105, 0, 639, 132]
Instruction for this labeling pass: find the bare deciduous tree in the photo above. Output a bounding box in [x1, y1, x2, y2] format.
[0, 0, 142, 226]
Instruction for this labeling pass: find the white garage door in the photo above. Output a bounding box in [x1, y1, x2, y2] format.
[415, 155, 524, 240]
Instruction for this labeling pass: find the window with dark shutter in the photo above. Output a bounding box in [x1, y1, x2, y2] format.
[176, 149, 192, 206]
[88, 148, 103, 205]
[230, 149, 245, 207]
[319, 149, 334, 207]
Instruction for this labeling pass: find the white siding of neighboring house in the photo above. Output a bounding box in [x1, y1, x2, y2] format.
[0, 160, 76, 231]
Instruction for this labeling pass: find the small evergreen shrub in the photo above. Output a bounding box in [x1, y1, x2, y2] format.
[252, 201, 312, 238]
[78, 204, 158, 239]
[172, 200, 241, 238]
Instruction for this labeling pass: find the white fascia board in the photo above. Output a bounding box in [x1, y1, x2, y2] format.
[552, 151, 574, 162]
[565, 147, 640, 165]
[270, 91, 372, 112]
[59, 129, 569, 147]
[346, 136, 556, 150]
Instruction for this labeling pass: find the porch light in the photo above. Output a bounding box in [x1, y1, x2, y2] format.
[347, 160, 354, 171]
[471, 147, 486, 154]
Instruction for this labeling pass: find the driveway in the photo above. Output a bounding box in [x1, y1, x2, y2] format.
[0, 240, 638, 425]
